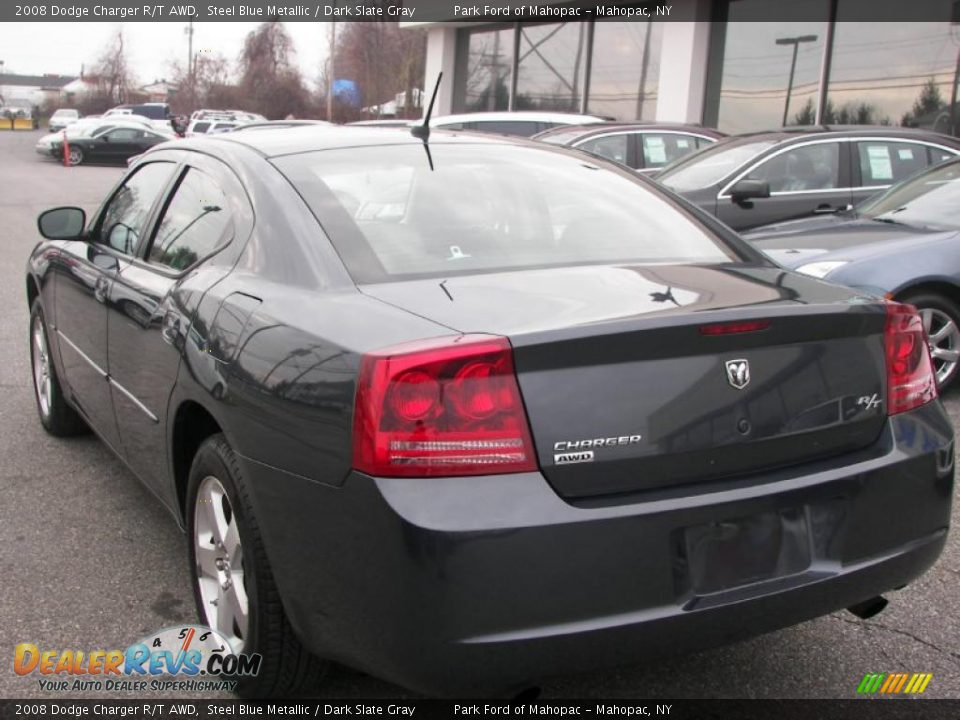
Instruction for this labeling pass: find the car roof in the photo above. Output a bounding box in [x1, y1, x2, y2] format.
[533, 122, 726, 142]
[428, 111, 606, 126]
[178, 124, 546, 159]
[720, 125, 960, 147]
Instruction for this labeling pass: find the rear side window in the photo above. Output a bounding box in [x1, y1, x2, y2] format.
[274, 143, 736, 283]
[641, 134, 703, 169]
[857, 141, 929, 186]
[578, 134, 630, 166]
[97, 162, 176, 255]
[105, 128, 142, 141]
[747, 143, 840, 192]
[148, 169, 233, 271]
[192, 122, 211, 134]
[929, 146, 957, 166]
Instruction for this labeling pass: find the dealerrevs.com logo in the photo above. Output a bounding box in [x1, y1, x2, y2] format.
[13, 625, 261, 693]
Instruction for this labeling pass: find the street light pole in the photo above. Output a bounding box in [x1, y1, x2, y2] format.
[327, 20, 336, 122]
[776, 34, 818, 127]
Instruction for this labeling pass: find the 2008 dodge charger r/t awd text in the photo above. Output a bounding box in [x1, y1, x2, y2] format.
[25, 124, 954, 697]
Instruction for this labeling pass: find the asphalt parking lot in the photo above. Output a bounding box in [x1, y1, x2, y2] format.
[0, 129, 958, 701]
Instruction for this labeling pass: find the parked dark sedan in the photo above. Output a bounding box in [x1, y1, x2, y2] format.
[748, 157, 960, 390]
[27, 126, 953, 696]
[659, 127, 960, 231]
[533, 122, 725, 175]
[51, 125, 174, 166]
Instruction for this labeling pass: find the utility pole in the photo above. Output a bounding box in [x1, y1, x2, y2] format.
[327, 20, 336, 122]
[187, 21, 194, 77]
[776, 34, 817, 126]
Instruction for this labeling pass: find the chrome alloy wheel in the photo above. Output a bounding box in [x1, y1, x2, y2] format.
[194, 475, 248, 653]
[921, 307, 960, 386]
[31, 315, 52, 418]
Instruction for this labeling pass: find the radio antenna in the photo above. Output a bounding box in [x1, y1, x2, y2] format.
[411, 72, 442, 142]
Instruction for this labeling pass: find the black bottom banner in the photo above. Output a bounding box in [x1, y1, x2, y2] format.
[1, 699, 959, 720]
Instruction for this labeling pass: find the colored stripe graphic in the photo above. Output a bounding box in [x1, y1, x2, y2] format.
[858, 673, 886, 694]
[858, 672, 932, 694]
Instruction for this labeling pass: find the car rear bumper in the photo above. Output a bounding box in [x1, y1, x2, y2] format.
[243, 402, 954, 694]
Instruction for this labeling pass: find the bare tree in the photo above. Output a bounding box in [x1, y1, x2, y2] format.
[238, 21, 313, 119]
[169, 50, 231, 113]
[331, 22, 426, 120]
[94, 29, 134, 105]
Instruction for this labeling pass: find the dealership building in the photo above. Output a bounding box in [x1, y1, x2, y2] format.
[407, 0, 960, 134]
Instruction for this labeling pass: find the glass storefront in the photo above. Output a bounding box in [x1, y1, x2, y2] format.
[454, 22, 663, 120]
[461, 26, 513, 112]
[588, 21, 662, 120]
[515, 23, 588, 112]
[706, 0, 960, 135]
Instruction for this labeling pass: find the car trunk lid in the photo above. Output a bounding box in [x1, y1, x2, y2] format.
[361, 264, 889, 497]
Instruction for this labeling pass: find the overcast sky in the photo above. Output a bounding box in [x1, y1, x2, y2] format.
[0, 22, 332, 89]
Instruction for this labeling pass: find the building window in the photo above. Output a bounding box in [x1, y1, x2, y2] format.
[514, 23, 588, 112]
[453, 21, 663, 120]
[827, 3, 959, 132]
[705, 0, 829, 133]
[706, 0, 960, 135]
[462, 26, 513, 112]
[587, 22, 662, 120]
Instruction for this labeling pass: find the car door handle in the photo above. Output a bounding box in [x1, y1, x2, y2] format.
[814, 204, 838, 214]
[94, 276, 108, 304]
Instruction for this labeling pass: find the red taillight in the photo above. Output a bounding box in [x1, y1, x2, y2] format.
[885, 303, 937, 415]
[699, 320, 770, 336]
[352, 335, 538, 477]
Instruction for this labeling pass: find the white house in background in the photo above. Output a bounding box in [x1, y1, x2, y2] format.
[62, 76, 99, 102]
[0, 73, 76, 108]
[404, 1, 960, 136]
[140, 80, 177, 103]
[362, 88, 424, 118]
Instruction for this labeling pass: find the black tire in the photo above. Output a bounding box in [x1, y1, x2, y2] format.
[900, 292, 960, 391]
[29, 299, 87, 436]
[186, 434, 326, 697]
[67, 146, 83, 166]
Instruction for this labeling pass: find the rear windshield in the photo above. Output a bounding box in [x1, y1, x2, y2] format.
[132, 105, 169, 120]
[273, 143, 736, 283]
[660, 140, 776, 191]
[858, 159, 960, 230]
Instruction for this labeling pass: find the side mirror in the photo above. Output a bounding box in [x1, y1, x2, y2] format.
[730, 178, 771, 204]
[100, 134, 110, 142]
[38, 207, 86, 241]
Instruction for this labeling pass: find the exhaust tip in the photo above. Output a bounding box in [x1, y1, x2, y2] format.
[848, 595, 889, 620]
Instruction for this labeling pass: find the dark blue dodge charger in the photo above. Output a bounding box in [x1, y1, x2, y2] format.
[26, 125, 954, 696]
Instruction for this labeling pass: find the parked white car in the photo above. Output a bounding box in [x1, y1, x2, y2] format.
[186, 109, 266, 137]
[48, 109, 80, 132]
[425, 111, 607, 137]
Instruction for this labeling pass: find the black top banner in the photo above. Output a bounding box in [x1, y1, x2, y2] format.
[3, 0, 959, 23]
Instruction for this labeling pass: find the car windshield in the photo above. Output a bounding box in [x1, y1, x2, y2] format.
[274, 143, 737, 283]
[659, 140, 776, 191]
[858, 160, 960, 231]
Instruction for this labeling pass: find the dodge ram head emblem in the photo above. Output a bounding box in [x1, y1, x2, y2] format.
[725, 359, 750, 390]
